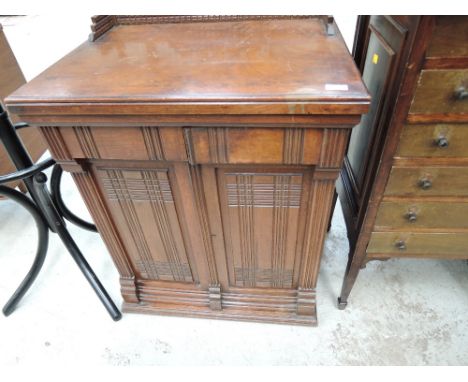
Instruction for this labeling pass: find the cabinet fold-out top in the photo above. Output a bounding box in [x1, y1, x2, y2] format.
[5, 18, 369, 118]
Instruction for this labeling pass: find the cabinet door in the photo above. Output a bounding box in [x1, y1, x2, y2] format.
[204, 166, 313, 291]
[89, 161, 206, 286]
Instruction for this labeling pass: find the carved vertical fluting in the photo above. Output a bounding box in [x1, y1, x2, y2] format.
[106, 169, 160, 280]
[143, 170, 190, 282]
[189, 165, 221, 309]
[141, 126, 165, 160]
[271, 175, 291, 288]
[102, 168, 193, 282]
[72, 170, 138, 303]
[40, 126, 70, 160]
[74, 126, 101, 158]
[319, 129, 350, 168]
[236, 174, 257, 287]
[207, 128, 228, 164]
[283, 128, 305, 164]
[299, 172, 337, 290]
[294, 128, 350, 301]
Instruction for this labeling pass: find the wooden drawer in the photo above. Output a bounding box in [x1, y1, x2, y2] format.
[186, 127, 323, 165]
[409, 70, 468, 115]
[426, 16, 468, 59]
[48, 126, 188, 162]
[397, 123, 468, 158]
[385, 166, 468, 197]
[375, 201, 468, 230]
[367, 232, 468, 258]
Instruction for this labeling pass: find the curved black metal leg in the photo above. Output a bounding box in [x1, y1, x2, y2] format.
[33, 173, 122, 321]
[0, 185, 49, 316]
[50, 165, 97, 233]
[55, 224, 122, 321]
[1, 104, 121, 321]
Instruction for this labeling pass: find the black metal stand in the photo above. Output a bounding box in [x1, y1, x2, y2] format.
[0, 104, 121, 321]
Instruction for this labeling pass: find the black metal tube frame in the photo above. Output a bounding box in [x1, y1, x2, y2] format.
[0, 104, 121, 321]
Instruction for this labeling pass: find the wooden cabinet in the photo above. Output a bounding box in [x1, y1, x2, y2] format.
[6, 16, 369, 325]
[336, 16, 468, 308]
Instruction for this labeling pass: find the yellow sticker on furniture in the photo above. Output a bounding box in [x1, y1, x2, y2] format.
[372, 53, 379, 64]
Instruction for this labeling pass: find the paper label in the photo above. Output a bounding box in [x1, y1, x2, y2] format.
[372, 53, 379, 64]
[325, 84, 349, 91]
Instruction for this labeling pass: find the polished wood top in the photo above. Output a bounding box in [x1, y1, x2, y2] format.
[6, 19, 369, 116]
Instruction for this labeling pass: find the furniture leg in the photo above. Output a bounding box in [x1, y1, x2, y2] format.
[18, 181, 28, 193]
[337, 240, 367, 309]
[32, 172, 122, 321]
[327, 189, 338, 232]
[50, 164, 97, 233]
[1, 104, 121, 321]
[0, 185, 49, 316]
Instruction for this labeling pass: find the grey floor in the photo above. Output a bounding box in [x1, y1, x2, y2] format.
[1, 16, 467, 366]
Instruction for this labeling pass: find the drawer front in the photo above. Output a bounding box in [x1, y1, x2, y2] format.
[385, 166, 468, 197]
[46, 126, 188, 162]
[397, 124, 468, 158]
[409, 70, 468, 115]
[375, 201, 468, 230]
[186, 127, 323, 165]
[426, 16, 468, 59]
[367, 232, 468, 258]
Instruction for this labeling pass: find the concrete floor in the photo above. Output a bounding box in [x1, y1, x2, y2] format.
[1, 16, 467, 366]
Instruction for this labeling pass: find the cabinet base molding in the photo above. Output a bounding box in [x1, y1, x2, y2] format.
[122, 283, 317, 326]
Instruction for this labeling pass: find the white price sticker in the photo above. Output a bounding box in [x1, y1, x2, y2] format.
[325, 84, 349, 91]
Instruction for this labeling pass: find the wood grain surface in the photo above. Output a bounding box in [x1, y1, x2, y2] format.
[6, 19, 369, 116]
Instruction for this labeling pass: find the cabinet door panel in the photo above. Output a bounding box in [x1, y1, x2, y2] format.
[216, 167, 312, 289]
[92, 163, 199, 283]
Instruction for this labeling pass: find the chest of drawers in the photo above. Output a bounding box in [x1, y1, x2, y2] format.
[335, 16, 468, 308]
[6, 16, 369, 325]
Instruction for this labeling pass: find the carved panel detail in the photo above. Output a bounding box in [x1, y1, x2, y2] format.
[229, 174, 256, 288]
[207, 128, 228, 164]
[97, 168, 193, 283]
[141, 126, 165, 160]
[41, 126, 70, 160]
[320, 129, 350, 168]
[75, 126, 100, 158]
[115, 15, 323, 25]
[101, 171, 173, 202]
[283, 128, 305, 164]
[221, 171, 305, 288]
[300, 176, 337, 288]
[186, 127, 322, 165]
[72, 172, 135, 280]
[134, 260, 192, 282]
[190, 166, 219, 284]
[227, 175, 302, 207]
[234, 267, 293, 286]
